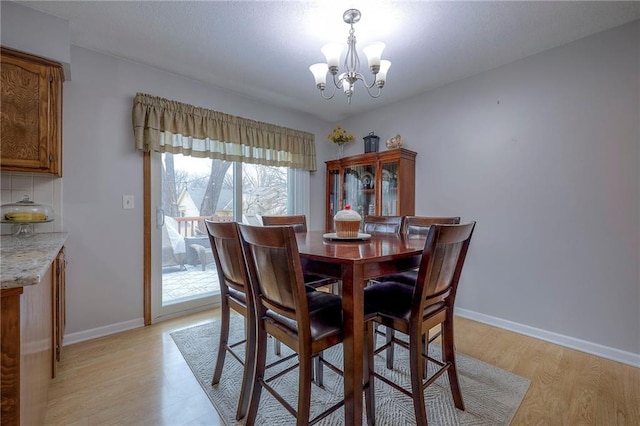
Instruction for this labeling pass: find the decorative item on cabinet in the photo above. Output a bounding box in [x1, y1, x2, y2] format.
[0, 47, 64, 176]
[363, 132, 380, 153]
[327, 125, 355, 159]
[386, 134, 403, 149]
[361, 171, 374, 189]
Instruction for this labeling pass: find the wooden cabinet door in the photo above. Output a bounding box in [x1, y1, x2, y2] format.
[0, 48, 63, 175]
[52, 247, 66, 377]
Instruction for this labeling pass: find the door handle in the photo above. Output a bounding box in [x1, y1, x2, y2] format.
[156, 207, 165, 228]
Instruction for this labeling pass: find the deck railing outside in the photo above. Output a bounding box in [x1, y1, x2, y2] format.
[173, 215, 234, 237]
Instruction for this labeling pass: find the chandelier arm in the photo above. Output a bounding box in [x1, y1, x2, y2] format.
[363, 84, 383, 98]
[320, 83, 337, 100]
[353, 72, 378, 90]
[330, 72, 345, 90]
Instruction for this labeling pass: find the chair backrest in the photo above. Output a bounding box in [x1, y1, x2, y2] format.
[238, 224, 310, 330]
[402, 216, 461, 238]
[260, 215, 308, 232]
[412, 222, 476, 316]
[362, 215, 403, 235]
[204, 220, 248, 298]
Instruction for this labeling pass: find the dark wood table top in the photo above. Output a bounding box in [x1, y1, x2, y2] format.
[296, 231, 426, 278]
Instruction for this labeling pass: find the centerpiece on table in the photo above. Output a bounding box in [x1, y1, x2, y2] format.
[327, 125, 355, 158]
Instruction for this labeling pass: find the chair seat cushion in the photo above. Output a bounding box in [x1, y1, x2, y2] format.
[365, 282, 414, 322]
[364, 282, 444, 323]
[378, 269, 418, 287]
[227, 287, 247, 304]
[266, 291, 343, 341]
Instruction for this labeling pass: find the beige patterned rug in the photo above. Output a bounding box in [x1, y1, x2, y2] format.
[171, 315, 530, 425]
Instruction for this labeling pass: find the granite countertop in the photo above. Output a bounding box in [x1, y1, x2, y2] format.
[0, 232, 68, 289]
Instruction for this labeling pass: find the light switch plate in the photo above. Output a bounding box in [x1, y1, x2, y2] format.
[123, 195, 134, 209]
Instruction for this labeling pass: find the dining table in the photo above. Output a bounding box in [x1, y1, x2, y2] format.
[295, 230, 426, 425]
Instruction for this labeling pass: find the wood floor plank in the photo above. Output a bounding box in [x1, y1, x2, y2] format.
[45, 310, 639, 425]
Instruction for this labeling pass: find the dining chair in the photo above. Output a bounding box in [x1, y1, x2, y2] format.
[376, 216, 463, 369]
[361, 215, 403, 363]
[204, 220, 255, 420]
[261, 215, 340, 292]
[238, 224, 352, 426]
[381, 216, 462, 286]
[362, 215, 403, 235]
[363, 222, 476, 425]
[206, 220, 327, 408]
[260, 214, 307, 232]
[260, 214, 340, 381]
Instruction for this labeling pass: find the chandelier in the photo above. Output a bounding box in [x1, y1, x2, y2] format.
[309, 9, 391, 104]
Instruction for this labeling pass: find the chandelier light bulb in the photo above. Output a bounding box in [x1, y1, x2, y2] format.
[363, 42, 385, 70]
[376, 60, 391, 85]
[309, 63, 329, 87]
[321, 43, 344, 70]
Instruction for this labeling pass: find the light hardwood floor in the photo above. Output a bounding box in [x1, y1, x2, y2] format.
[45, 310, 640, 425]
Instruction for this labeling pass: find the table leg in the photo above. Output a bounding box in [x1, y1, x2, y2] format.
[341, 263, 364, 425]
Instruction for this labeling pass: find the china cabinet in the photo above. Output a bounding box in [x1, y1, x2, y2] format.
[0, 47, 64, 175]
[325, 148, 416, 232]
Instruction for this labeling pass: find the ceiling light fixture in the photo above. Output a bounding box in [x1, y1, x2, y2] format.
[309, 9, 391, 104]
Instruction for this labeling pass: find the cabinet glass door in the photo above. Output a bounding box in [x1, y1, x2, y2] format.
[380, 162, 399, 216]
[343, 164, 376, 222]
[328, 169, 340, 231]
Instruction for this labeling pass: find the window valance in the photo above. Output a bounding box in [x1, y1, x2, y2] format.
[132, 93, 317, 171]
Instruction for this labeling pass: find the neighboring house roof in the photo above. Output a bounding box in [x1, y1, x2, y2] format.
[182, 184, 233, 215]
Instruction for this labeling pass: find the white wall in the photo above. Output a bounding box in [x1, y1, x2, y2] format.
[0, 1, 71, 78]
[61, 46, 330, 336]
[343, 21, 640, 363]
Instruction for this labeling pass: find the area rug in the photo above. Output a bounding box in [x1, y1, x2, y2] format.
[171, 315, 530, 425]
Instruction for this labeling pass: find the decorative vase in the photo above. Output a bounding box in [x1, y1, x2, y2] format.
[337, 142, 345, 158]
[386, 134, 403, 149]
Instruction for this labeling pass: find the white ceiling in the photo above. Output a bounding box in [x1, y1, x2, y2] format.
[15, 1, 640, 122]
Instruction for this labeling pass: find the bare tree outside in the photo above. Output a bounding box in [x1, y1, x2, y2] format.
[162, 154, 179, 216]
[242, 164, 287, 216]
[162, 154, 288, 220]
[199, 159, 232, 217]
[162, 153, 210, 216]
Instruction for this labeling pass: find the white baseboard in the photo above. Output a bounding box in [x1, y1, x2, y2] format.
[63, 318, 145, 346]
[456, 308, 640, 368]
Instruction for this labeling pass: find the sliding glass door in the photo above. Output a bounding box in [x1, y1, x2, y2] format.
[149, 152, 304, 322]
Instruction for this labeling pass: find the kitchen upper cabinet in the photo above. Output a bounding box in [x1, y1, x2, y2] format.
[325, 148, 417, 232]
[0, 47, 64, 176]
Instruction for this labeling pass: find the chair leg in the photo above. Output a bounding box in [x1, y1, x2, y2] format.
[297, 348, 313, 426]
[244, 323, 268, 426]
[364, 321, 376, 426]
[409, 329, 429, 425]
[385, 327, 395, 370]
[273, 336, 281, 356]
[422, 334, 428, 379]
[236, 309, 256, 420]
[442, 316, 465, 410]
[314, 353, 323, 387]
[211, 301, 230, 385]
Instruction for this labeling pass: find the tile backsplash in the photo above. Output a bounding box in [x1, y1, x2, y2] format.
[1, 172, 63, 235]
